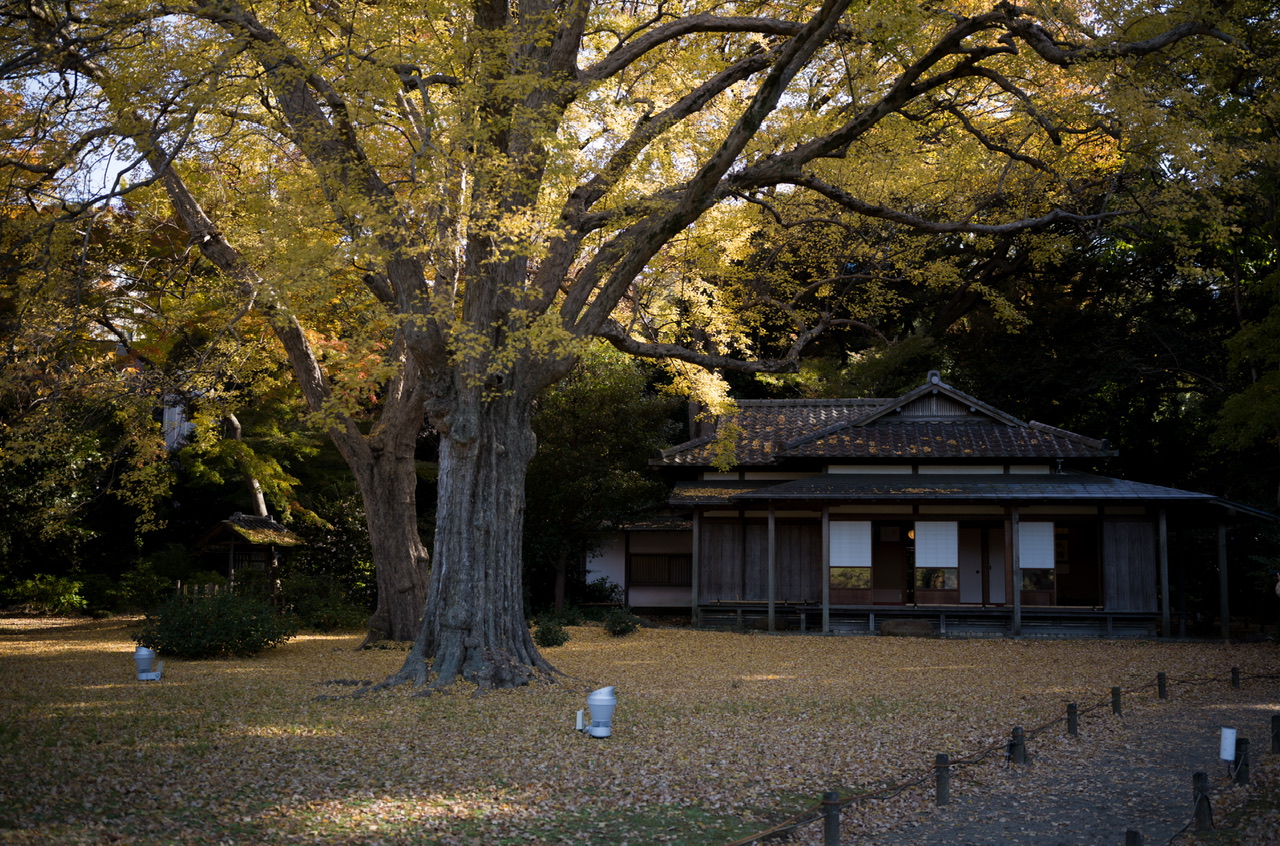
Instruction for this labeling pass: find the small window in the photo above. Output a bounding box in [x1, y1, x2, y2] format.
[916, 567, 958, 590]
[830, 566, 871, 590]
[630, 554, 692, 587]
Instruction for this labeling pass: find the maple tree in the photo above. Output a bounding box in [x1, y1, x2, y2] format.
[1, 0, 1253, 688]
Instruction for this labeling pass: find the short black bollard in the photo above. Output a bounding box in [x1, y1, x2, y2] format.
[822, 790, 841, 846]
[1008, 726, 1029, 764]
[1157, 672, 1167, 700]
[1067, 702, 1079, 737]
[935, 754, 950, 806]
[1193, 772, 1213, 831]
[1234, 738, 1250, 786]
[1112, 686, 1123, 716]
[1232, 667, 1241, 689]
[1126, 830, 1143, 846]
[1272, 714, 1280, 755]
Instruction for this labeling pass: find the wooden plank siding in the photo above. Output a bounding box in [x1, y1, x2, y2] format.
[776, 521, 822, 602]
[1103, 519, 1158, 612]
[699, 518, 822, 602]
[698, 519, 742, 602]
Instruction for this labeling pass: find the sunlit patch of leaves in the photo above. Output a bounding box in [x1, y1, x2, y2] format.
[1, 617, 1278, 845]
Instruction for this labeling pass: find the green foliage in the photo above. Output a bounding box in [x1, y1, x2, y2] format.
[281, 573, 370, 631]
[533, 617, 570, 648]
[2, 574, 88, 615]
[134, 594, 299, 658]
[524, 345, 677, 609]
[582, 577, 624, 605]
[603, 608, 642, 638]
[285, 493, 378, 611]
[117, 563, 175, 611]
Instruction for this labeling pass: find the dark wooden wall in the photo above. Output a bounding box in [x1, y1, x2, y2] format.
[699, 517, 821, 603]
[1102, 519, 1157, 612]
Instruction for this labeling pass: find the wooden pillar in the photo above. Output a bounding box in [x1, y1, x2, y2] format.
[767, 504, 777, 632]
[622, 530, 632, 608]
[1158, 508, 1170, 637]
[822, 506, 831, 634]
[691, 511, 701, 626]
[1219, 521, 1230, 641]
[1010, 506, 1022, 636]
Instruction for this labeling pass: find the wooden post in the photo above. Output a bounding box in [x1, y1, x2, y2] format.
[1218, 521, 1230, 640]
[691, 511, 701, 627]
[1235, 738, 1250, 785]
[1008, 726, 1028, 764]
[1112, 687, 1123, 716]
[935, 754, 950, 806]
[1125, 831, 1142, 846]
[767, 504, 776, 633]
[1232, 667, 1241, 689]
[1158, 508, 1170, 637]
[822, 790, 841, 846]
[1010, 506, 1022, 637]
[1271, 715, 1280, 754]
[1067, 703, 1079, 736]
[1192, 772, 1212, 831]
[821, 507, 831, 634]
[623, 530, 632, 609]
[1157, 672, 1168, 700]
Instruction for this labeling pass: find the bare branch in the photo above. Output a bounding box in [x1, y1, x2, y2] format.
[581, 14, 807, 82]
[790, 173, 1124, 234]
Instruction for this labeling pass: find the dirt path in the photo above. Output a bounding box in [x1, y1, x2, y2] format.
[830, 678, 1280, 845]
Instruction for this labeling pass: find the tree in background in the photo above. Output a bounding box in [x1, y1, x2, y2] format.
[3, 0, 1253, 689]
[524, 345, 676, 613]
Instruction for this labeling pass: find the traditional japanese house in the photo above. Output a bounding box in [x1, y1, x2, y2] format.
[587, 371, 1269, 636]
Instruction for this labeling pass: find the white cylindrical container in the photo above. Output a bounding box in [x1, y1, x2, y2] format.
[1220, 727, 1238, 761]
[587, 686, 617, 738]
[134, 646, 156, 675]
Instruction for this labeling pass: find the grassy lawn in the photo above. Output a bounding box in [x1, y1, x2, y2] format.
[1, 616, 1276, 845]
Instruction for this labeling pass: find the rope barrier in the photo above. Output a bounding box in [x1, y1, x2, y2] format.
[722, 667, 1275, 846]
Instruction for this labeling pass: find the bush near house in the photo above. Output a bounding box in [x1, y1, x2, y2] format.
[135, 593, 299, 658]
[603, 607, 642, 637]
[532, 613, 571, 647]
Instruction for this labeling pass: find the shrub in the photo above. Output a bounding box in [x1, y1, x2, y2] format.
[3, 574, 88, 615]
[581, 577, 624, 605]
[117, 563, 174, 611]
[135, 593, 299, 659]
[533, 618, 570, 648]
[602, 607, 641, 638]
[281, 573, 369, 631]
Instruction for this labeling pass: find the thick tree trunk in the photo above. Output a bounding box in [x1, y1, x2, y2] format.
[325, 349, 432, 644]
[354, 450, 431, 642]
[387, 390, 554, 690]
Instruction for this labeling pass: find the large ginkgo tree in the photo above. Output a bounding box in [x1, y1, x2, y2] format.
[1, 0, 1248, 688]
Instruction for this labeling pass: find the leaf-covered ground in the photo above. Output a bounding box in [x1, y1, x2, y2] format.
[1, 616, 1277, 845]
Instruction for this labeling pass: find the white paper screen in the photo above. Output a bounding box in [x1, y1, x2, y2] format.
[830, 521, 872, 568]
[914, 522, 958, 568]
[1019, 521, 1055, 569]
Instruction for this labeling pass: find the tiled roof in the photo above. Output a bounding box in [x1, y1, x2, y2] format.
[669, 480, 777, 506]
[730, 472, 1216, 504]
[655, 372, 1115, 467]
[783, 420, 1110, 460]
[657, 398, 885, 466]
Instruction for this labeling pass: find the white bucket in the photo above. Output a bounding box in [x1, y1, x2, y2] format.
[134, 646, 156, 674]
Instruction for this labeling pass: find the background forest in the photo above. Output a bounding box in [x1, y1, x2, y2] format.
[1, 0, 1278, 635]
